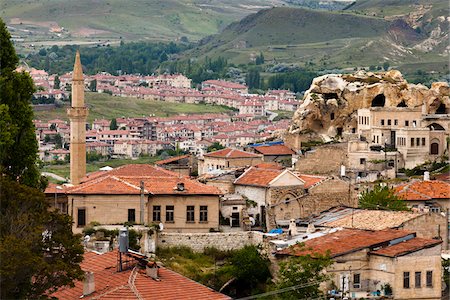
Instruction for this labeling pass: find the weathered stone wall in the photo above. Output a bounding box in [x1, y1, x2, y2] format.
[157, 231, 264, 252]
[296, 143, 348, 175]
[304, 178, 357, 213]
[401, 213, 448, 250]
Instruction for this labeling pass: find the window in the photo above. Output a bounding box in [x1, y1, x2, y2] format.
[415, 272, 421, 288]
[404, 272, 410, 288]
[388, 119, 391, 125]
[200, 206, 208, 222]
[166, 206, 174, 222]
[186, 205, 195, 223]
[360, 158, 366, 165]
[381, 119, 385, 126]
[405, 120, 409, 126]
[330, 112, 335, 120]
[422, 138, 426, 146]
[77, 208, 86, 227]
[128, 209, 136, 223]
[426, 271, 433, 287]
[411, 138, 415, 147]
[394, 119, 398, 125]
[353, 273, 361, 289]
[416, 138, 420, 147]
[153, 205, 161, 222]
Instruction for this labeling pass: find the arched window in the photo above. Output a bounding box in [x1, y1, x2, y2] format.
[430, 142, 439, 155]
[371, 94, 385, 107]
[428, 123, 445, 131]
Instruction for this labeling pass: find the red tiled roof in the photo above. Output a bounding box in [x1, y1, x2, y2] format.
[434, 172, 450, 183]
[155, 154, 190, 165]
[395, 180, 450, 200]
[204, 148, 261, 159]
[370, 237, 441, 257]
[44, 183, 69, 194]
[254, 162, 284, 170]
[253, 145, 295, 155]
[234, 167, 284, 187]
[297, 174, 327, 189]
[51, 251, 230, 300]
[277, 229, 414, 258]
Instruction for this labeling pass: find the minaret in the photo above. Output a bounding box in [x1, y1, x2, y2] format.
[67, 50, 88, 185]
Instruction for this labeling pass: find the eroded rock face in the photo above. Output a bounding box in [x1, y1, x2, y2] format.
[287, 70, 450, 141]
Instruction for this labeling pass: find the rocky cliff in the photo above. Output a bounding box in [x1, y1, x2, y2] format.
[286, 70, 449, 145]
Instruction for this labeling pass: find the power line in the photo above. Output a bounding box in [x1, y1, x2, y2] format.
[235, 280, 324, 300]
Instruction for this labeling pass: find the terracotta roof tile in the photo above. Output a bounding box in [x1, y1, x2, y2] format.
[253, 145, 295, 155]
[395, 180, 450, 200]
[155, 154, 190, 165]
[296, 174, 327, 189]
[204, 148, 261, 159]
[254, 162, 284, 170]
[51, 251, 230, 300]
[370, 237, 441, 257]
[277, 229, 414, 258]
[234, 167, 284, 187]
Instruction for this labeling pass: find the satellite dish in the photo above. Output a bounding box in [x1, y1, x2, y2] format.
[249, 217, 255, 226]
[159, 222, 164, 231]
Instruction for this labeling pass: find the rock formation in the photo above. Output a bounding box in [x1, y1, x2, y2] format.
[286, 70, 449, 147]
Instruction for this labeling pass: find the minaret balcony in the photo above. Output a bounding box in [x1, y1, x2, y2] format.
[67, 107, 89, 119]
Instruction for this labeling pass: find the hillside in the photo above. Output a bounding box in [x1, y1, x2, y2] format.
[188, 6, 448, 77]
[0, 0, 282, 50]
[33, 92, 234, 122]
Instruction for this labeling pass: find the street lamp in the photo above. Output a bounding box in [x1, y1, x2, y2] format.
[54, 185, 63, 212]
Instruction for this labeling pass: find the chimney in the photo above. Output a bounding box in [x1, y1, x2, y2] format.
[424, 171, 430, 181]
[306, 223, 316, 234]
[288, 219, 298, 236]
[146, 262, 159, 280]
[176, 182, 185, 191]
[340, 165, 346, 177]
[83, 271, 95, 296]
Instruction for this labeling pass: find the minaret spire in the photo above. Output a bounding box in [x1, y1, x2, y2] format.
[67, 50, 88, 185]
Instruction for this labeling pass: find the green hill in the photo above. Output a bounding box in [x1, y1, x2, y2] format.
[187, 6, 448, 77]
[33, 92, 234, 122]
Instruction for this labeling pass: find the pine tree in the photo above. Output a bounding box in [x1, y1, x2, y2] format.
[0, 18, 43, 189]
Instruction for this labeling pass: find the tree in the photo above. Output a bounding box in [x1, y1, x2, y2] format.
[110, 118, 118, 130]
[383, 61, 390, 71]
[54, 133, 63, 149]
[0, 178, 84, 299]
[89, 79, 97, 92]
[54, 75, 60, 89]
[0, 18, 43, 189]
[277, 246, 332, 299]
[246, 68, 261, 89]
[255, 52, 264, 65]
[207, 142, 225, 153]
[359, 184, 409, 211]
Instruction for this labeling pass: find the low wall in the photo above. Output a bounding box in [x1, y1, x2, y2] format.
[157, 231, 264, 252]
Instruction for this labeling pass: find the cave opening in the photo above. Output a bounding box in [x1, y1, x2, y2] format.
[324, 93, 338, 100]
[436, 103, 447, 114]
[397, 100, 407, 107]
[371, 94, 386, 107]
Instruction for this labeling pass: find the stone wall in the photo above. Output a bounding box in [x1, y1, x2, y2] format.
[157, 231, 264, 252]
[296, 143, 348, 175]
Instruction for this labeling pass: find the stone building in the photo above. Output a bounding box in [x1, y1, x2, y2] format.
[155, 154, 195, 176]
[252, 144, 295, 167]
[303, 206, 448, 249]
[64, 164, 221, 233]
[395, 179, 450, 213]
[198, 148, 262, 175]
[276, 228, 442, 300]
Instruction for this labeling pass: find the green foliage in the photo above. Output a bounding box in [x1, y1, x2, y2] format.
[443, 258, 450, 291]
[207, 142, 225, 153]
[359, 184, 409, 211]
[54, 75, 60, 89]
[255, 52, 265, 65]
[89, 79, 97, 92]
[267, 70, 318, 93]
[86, 151, 104, 163]
[0, 178, 84, 299]
[246, 68, 261, 89]
[26, 42, 188, 75]
[277, 246, 332, 299]
[110, 118, 118, 130]
[0, 18, 44, 189]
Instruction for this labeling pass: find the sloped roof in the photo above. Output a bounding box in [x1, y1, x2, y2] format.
[296, 174, 327, 189]
[395, 180, 450, 200]
[51, 251, 230, 300]
[323, 209, 424, 231]
[204, 148, 261, 159]
[370, 237, 441, 257]
[234, 167, 303, 187]
[68, 164, 220, 196]
[155, 154, 190, 165]
[253, 145, 295, 155]
[277, 229, 414, 258]
[254, 162, 284, 170]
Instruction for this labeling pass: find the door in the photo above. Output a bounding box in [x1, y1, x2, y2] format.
[390, 131, 396, 148]
[231, 212, 240, 227]
[430, 143, 439, 155]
